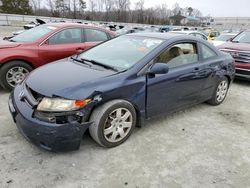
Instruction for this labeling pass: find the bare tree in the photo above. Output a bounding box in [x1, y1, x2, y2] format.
[134, 0, 144, 23]
[47, 0, 56, 16]
[28, 0, 204, 26]
[103, 0, 114, 21]
[30, 0, 42, 15]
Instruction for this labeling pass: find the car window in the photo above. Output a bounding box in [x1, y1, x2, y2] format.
[201, 44, 217, 59]
[49, 28, 82, 45]
[196, 33, 207, 40]
[11, 25, 56, 42]
[84, 29, 109, 42]
[156, 43, 198, 69]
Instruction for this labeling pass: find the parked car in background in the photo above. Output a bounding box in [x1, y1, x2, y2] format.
[0, 23, 115, 90]
[3, 19, 47, 40]
[202, 29, 220, 40]
[219, 30, 250, 80]
[115, 27, 146, 35]
[159, 25, 172, 33]
[211, 33, 237, 47]
[115, 27, 137, 35]
[9, 33, 235, 151]
[169, 30, 208, 40]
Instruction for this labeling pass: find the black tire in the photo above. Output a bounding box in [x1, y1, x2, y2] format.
[0, 61, 33, 91]
[89, 100, 137, 147]
[207, 76, 229, 106]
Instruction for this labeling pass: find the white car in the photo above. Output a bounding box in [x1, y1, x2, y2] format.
[211, 33, 237, 47]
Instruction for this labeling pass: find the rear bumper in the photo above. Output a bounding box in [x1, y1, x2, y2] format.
[235, 67, 250, 80]
[9, 86, 91, 152]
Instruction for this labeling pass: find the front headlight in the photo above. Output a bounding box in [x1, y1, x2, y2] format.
[37, 97, 91, 112]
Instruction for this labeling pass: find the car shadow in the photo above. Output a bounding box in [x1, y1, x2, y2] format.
[0, 85, 9, 95]
[233, 79, 250, 86]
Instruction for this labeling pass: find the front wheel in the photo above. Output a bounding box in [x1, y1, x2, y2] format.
[89, 100, 137, 147]
[207, 76, 229, 105]
[0, 61, 33, 91]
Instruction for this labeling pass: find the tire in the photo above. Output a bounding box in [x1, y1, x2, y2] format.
[207, 76, 229, 105]
[89, 100, 137, 147]
[0, 61, 33, 91]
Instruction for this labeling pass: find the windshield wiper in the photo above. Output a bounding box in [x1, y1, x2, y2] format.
[70, 57, 92, 67]
[8, 39, 16, 42]
[80, 58, 119, 72]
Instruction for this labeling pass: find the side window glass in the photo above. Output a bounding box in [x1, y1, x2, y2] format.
[85, 29, 108, 42]
[201, 44, 217, 59]
[49, 28, 82, 45]
[156, 43, 198, 69]
[196, 33, 207, 40]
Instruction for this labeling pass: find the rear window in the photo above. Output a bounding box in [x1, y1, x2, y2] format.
[84, 29, 109, 42]
[12, 25, 56, 42]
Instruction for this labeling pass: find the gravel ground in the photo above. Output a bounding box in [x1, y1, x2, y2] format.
[0, 26, 250, 188]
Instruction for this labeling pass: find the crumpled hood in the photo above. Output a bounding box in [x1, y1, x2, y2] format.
[26, 58, 120, 99]
[218, 42, 250, 51]
[0, 39, 22, 49]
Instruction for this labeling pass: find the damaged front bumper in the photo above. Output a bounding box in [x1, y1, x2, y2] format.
[8, 85, 92, 152]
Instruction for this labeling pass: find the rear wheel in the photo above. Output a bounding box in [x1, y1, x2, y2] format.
[89, 100, 137, 147]
[207, 76, 229, 105]
[0, 61, 33, 91]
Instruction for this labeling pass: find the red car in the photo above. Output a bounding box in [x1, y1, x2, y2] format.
[218, 30, 250, 80]
[0, 23, 115, 90]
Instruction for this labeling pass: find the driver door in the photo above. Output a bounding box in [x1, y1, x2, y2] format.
[146, 41, 208, 117]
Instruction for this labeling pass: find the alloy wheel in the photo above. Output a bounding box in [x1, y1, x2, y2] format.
[216, 80, 228, 103]
[103, 108, 133, 143]
[6, 66, 29, 87]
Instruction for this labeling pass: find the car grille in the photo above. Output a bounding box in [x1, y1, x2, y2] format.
[20, 84, 40, 108]
[236, 68, 250, 76]
[221, 49, 250, 64]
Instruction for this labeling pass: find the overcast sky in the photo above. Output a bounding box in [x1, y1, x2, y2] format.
[129, 0, 250, 17]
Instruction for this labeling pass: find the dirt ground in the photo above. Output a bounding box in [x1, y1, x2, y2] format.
[0, 26, 250, 188]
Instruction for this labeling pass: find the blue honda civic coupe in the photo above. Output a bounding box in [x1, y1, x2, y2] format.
[9, 33, 235, 151]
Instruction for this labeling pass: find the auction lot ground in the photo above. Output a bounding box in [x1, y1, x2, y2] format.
[0, 26, 250, 188]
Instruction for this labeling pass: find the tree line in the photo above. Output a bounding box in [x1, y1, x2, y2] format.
[0, 0, 205, 25]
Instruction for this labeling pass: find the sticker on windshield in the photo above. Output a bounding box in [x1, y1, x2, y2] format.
[142, 39, 163, 48]
[137, 47, 146, 52]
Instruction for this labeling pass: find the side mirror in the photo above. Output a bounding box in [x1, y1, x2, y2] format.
[149, 63, 169, 75]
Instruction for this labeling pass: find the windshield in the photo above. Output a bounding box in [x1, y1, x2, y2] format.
[215, 34, 234, 41]
[78, 35, 164, 70]
[11, 25, 56, 42]
[232, 31, 250, 43]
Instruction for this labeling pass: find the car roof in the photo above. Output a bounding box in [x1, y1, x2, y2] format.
[44, 22, 107, 30]
[169, 30, 205, 35]
[45, 22, 83, 28]
[127, 32, 189, 40]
